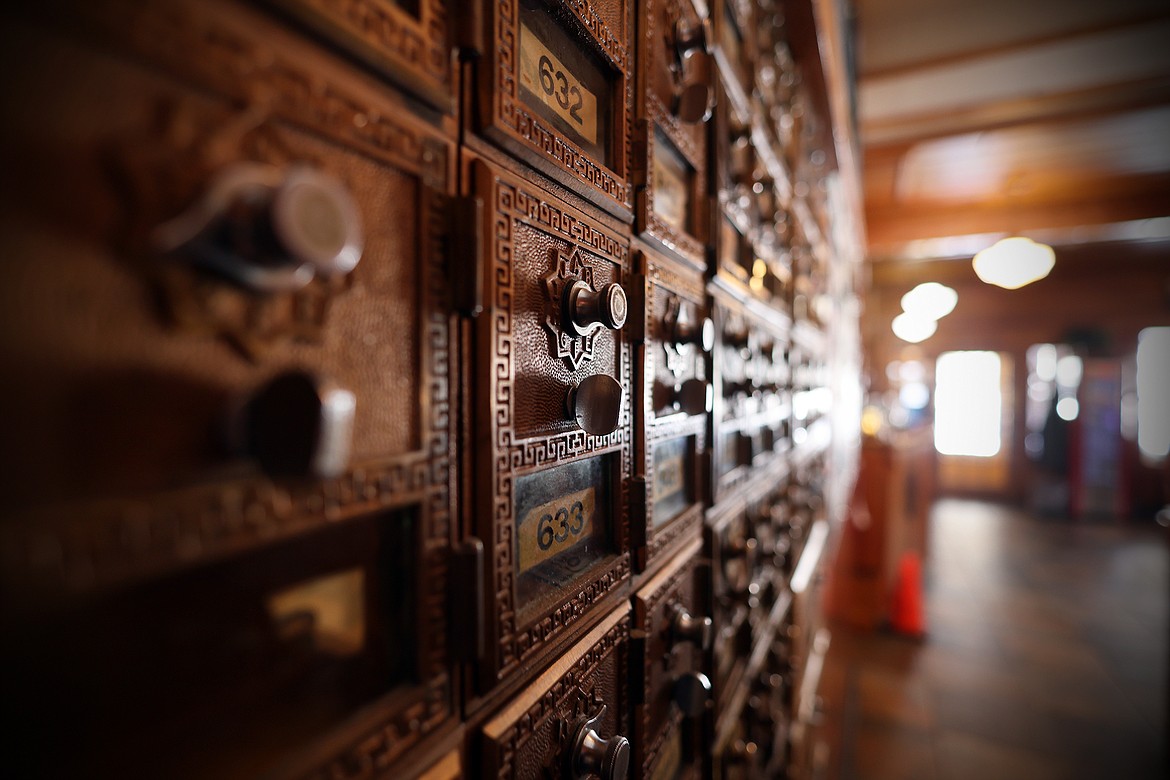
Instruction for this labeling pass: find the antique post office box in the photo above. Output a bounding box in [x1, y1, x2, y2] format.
[710, 292, 791, 505]
[745, 662, 791, 778]
[0, 3, 460, 777]
[710, 582, 786, 780]
[710, 0, 755, 117]
[703, 498, 757, 712]
[266, 0, 458, 111]
[710, 698, 763, 780]
[752, 2, 795, 116]
[630, 244, 712, 573]
[461, 154, 632, 695]
[634, 0, 713, 268]
[790, 320, 830, 456]
[754, 478, 794, 581]
[480, 603, 632, 780]
[467, 0, 635, 220]
[630, 539, 712, 780]
[742, 491, 784, 612]
[740, 623, 794, 778]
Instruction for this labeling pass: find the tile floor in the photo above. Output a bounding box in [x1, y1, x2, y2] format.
[817, 499, 1169, 780]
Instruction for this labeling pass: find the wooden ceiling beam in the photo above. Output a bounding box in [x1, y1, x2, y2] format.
[860, 77, 1170, 148]
[864, 177, 1170, 253]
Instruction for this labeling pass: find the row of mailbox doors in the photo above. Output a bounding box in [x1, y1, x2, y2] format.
[0, 0, 836, 778]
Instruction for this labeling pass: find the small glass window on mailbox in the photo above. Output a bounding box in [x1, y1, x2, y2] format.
[514, 455, 614, 615]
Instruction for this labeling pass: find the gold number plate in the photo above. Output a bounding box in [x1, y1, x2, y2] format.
[652, 436, 690, 527]
[519, 22, 600, 145]
[653, 452, 685, 506]
[517, 486, 598, 572]
[652, 135, 690, 233]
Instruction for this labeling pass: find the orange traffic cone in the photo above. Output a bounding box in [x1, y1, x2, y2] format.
[889, 550, 926, 638]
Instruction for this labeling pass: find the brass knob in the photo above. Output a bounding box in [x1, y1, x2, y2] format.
[244, 370, 355, 478]
[674, 378, 711, 416]
[671, 17, 714, 123]
[675, 57, 713, 124]
[727, 740, 759, 765]
[566, 280, 628, 336]
[722, 324, 750, 350]
[669, 603, 714, 650]
[730, 134, 754, 185]
[154, 162, 363, 292]
[725, 535, 757, 561]
[673, 15, 710, 58]
[566, 374, 624, 435]
[571, 706, 630, 780]
[754, 179, 777, 222]
[670, 309, 715, 352]
[271, 165, 364, 276]
[673, 671, 712, 717]
[736, 430, 757, 464]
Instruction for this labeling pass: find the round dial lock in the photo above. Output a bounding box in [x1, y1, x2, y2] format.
[271, 165, 364, 276]
[570, 705, 630, 780]
[674, 378, 711, 416]
[670, 16, 714, 123]
[673, 671, 712, 717]
[243, 370, 355, 479]
[566, 280, 628, 336]
[668, 603, 714, 650]
[154, 162, 363, 293]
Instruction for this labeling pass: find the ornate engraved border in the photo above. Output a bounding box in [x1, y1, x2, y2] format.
[46, 0, 443, 184]
[636, 547, 697, 775]
[273, 0, 454, 110]
[634, 0, 708, 267]
[640, 113, 707, 268]
[636, 258, 709, 566]
[647, 257, 707, 309]
[491, 0, 634, 214]
[0, 5, 459, 772]
[478, 166, 632, 681]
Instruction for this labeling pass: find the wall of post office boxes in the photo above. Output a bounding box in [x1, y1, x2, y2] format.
[0, 0, 862, 778]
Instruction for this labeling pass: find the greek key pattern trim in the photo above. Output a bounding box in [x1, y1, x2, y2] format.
[485, 170, 632, 675]
[278, 0, 452, 102]
[495, 0, 634, 210]
[59, 0, 448, 184]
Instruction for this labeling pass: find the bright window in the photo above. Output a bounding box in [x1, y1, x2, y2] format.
[934, 351, 1002, 457]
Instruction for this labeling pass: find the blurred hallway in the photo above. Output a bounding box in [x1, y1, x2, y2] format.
[820, 499, 1168, 780]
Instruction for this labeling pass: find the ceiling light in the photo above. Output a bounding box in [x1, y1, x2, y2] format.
[972, 237, 1055, 289]
[892, 312, 937, 343]
[900, 282, 957, 320]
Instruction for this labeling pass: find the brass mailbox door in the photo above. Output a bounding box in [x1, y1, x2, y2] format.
[703, 500, 753, 712]
[634, 0, 712, 269]
[631, 539, 711, 780]
[711, 0, 755, 117]
[480, 604, 632, 780]
[631, 245, 711, 572]
[0, 3, 458, 776]
[267, 0, 459, 111]
[465, 154, 632, 694]
[710, 292, 791, 505]
[470, 0, 635, 220]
